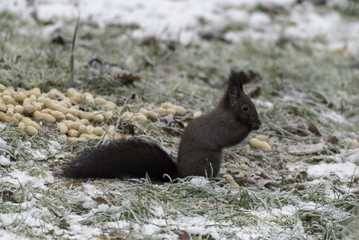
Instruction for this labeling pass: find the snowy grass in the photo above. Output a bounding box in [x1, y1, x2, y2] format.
[1, 1, 359, 239]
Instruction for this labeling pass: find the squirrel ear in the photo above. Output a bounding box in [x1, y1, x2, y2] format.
[228, 86, 238, 105]
[227, 71, 243, 105]
[228, 70, 243, 92]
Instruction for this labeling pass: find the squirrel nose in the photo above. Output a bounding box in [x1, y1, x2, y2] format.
[250, 119, 261, 130]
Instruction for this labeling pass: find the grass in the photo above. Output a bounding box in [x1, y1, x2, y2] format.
[1, 2, 359, 240]
[69, 15, 80, 85]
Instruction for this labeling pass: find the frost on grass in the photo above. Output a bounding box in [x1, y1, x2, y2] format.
[1, 0, 359, 239]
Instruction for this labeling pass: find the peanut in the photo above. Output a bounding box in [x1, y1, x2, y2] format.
[224, 174, 240, 188]
[349, 140, 359, 148]
[13, 105, 24, 114]
[94, 97, 107, 105]
[103, 111, 113, 120]
[0, 112, 12, 123]
[79, 111, 93, 121]
[26, 88, 41, 97]
[78, 125, 88, 134]
[3, 95, 18, 105]
[79, 133, 94, 140]
[68, 129, 79, 137]
[103, 102, 116, 110]
[25, 125, 38, 135]
[18, 121, 26, 129]
[139, 108, 149, 116]
[67, 108, 80, 116]
[69, 93, 83, 103]
[0, 102, 6, 112]
[255, 135, 270, 143]
[43, 98, 67, 114]
[68, 121, 81, 130]
[13, 92, 26, 103]
[193, 111, 202, 118]
[65, 113, 78, 121]
[249, 138, 271, 151]
[57, 122, 68, 134]
[86, 125, 95, 133]
[93, 113, 104, 123]
[147, 111, 158, 121]
[33, 111, 56, 122]
[0, 84, 6, 92]
[32, 102, 43, 111]
[47, 89, 66, 99]
[83, 92, 95, 103]
[22, 117, 41, 130]
[13, 113, 23, 122]
[155, 107, 166, 114]
[166, 108, 176, 115]
[162, 102, 176, 109]
[174, 106, 186, 115]
[67, 88, 78, 98]
[41, 109, 52, 114]
[93, 127, 104, 137]
[121, 112, 134, 121]
[134, 113, 147, 122]
[51, 110, 66, 121]
[6, 107, 14, 117]
[78, 119, 90, 126]
[68, 137, 87, 144]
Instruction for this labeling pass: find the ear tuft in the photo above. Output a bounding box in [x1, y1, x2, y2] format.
[228, 70, 243, 91]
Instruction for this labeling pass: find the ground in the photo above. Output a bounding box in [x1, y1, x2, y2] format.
[0, 0, 359, 239]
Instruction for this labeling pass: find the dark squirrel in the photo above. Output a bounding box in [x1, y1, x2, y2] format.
[62, 71, 261, 181]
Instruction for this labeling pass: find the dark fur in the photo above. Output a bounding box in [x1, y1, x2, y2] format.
[63, 71, 261, 181]
[63, 139, 178, 181]
[177, 71, 261, 177]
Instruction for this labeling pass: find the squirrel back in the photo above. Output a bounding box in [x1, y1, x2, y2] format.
[62, 70, 261, 181]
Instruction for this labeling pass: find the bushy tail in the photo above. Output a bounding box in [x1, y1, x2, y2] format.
[62, 139, 178, 181]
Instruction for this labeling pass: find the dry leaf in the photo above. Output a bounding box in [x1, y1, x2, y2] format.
[174, 230, 191, 240]
[91, 196, 108, 204]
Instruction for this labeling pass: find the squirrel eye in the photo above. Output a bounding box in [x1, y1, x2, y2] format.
[242, 104, 249, 112]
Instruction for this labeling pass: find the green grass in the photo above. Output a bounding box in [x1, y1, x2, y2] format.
[0, 2, 359, 240]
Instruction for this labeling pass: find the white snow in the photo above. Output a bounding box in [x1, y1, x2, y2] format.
[189, 176, 210, 187]
[0, 137, 7, 146]
[307, 162, 359, 180]
[1, 0, 358, 52]
[0, 229, 29, 240]
[322, 110, 346, 123]
[0, 155, 11, 166]
[348, 148, 359, 164]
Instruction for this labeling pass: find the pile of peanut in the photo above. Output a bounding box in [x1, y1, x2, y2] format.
[0, 84, 201, 143]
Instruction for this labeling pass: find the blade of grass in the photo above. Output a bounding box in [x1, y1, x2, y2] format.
[69, 15, 80, 85]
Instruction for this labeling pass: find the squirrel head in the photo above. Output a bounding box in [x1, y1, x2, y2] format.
[225, 70, 261, 130]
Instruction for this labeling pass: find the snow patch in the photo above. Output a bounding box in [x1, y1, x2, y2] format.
[2, 0, 359, 53]
[307, 162, 359, 180]
[0, 229, 29, 240]
[189, 177, 210, 187]
[0, 155, 11, 166]
[348, 149, 359, 164]
[0, 137, 7, 146]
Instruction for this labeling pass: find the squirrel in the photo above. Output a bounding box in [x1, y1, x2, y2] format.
[62, 71, 261, 181]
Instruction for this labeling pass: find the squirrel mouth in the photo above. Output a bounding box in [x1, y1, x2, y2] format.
[250, 120, 261, 130]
